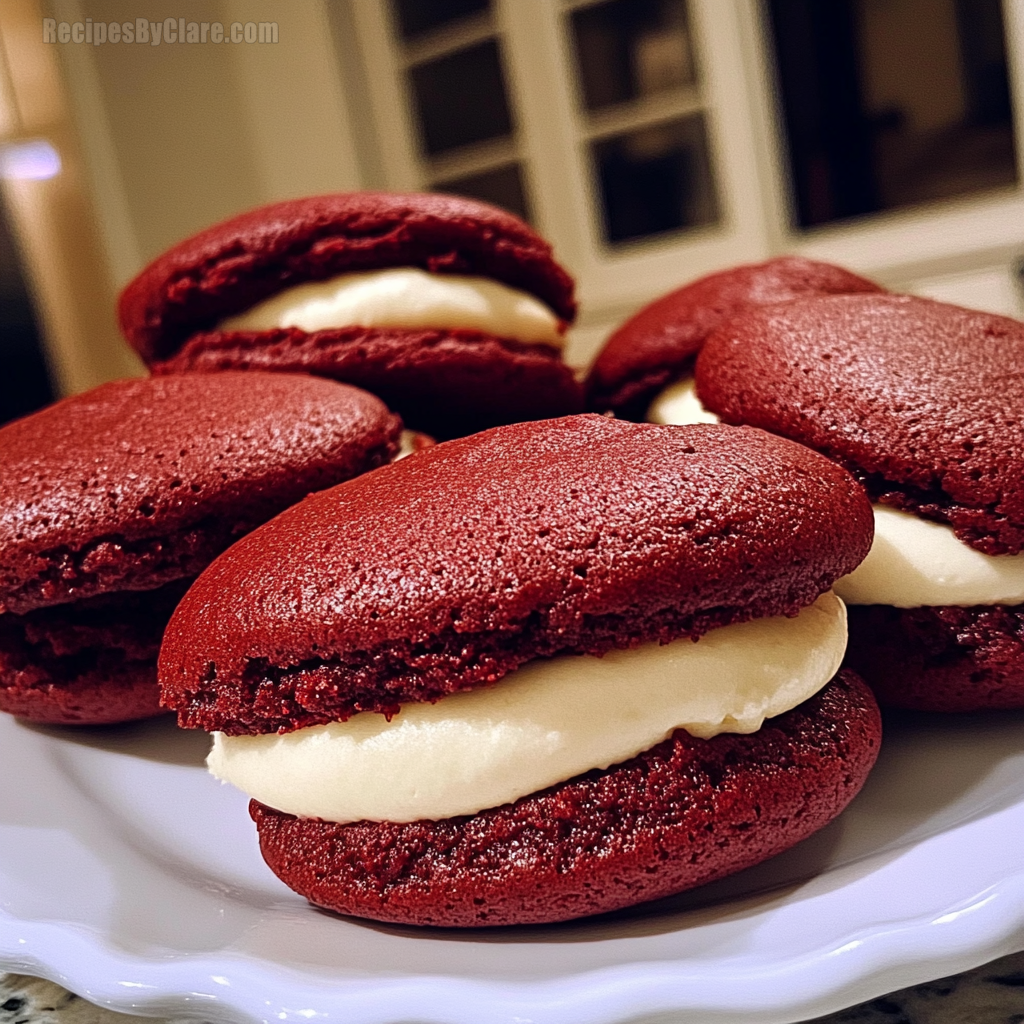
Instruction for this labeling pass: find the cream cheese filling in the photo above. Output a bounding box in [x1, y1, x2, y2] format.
[219, 267, 564, 348]
[394, 429, 425, 461]
[833, 505, 1024, 608]
[647, 376, 720, 425]
[209, 592, 846, 824]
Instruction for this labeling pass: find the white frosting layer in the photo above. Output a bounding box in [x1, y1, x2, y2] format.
[219, 267, 564, 347]
[647, 376, 720, 425]
[209, 592, 846, 824]
[394, 430, 422, 461]
[834, 505, 1024, 608]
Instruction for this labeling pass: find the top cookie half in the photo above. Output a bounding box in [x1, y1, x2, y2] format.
[696, 293, 1024, 555]
[586, 256, 881, 419]
[0, 373, 399, 614]
[159, 415, 872, 735]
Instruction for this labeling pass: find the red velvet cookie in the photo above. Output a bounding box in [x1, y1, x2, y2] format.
[160, 415, 874, 735]
[250, 670, 880, 927]
[119, 193, 583, 438]
[585, 256, 881, 420]
[160, 416, 880, 927]
[0, 373, 400, 724]
[695, 292, 1024, 710]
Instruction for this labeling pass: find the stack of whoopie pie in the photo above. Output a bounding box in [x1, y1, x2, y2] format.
[6, 198, 910, 928]
[693, 293, 1024, 712]
[118, 193, 584, 439]
[160, 415, 882, 927]
[0, 373, 398, 725]
[0, 190, 587, 727]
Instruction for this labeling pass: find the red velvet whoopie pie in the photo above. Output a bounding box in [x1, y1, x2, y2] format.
[119, 192, 584, 439]
[160, 415, 881, 927]
[696, 292, 1024, 711]
[0, 373, 399, 725]
[586, 256, 882, 420]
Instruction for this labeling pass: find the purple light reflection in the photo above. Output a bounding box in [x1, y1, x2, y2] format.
[0, 139, 61, 180]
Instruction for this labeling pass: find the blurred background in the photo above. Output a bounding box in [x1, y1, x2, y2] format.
[1, 0, 1023, 423]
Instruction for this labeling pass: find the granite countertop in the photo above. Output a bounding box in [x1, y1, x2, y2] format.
[3, 951, 1023, 1024]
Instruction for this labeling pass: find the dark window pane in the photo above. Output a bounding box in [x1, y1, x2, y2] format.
[433, 163, 530, 221]
[394, 0, 489, 41]
[0, 193, 53, 425]
[768, 0, 1017, 228]
[593, 115, 719, 244]
[409, 41, 513, 155]
[571, 0, 695, 112]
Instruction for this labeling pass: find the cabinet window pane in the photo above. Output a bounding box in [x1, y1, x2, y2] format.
[571, 0, 696, 111]
[768, 0, 1018, 228]
[434, 163, 530, 221]
[409, 40, 513, 155]
[593, 114, 719, 243]
[394, 0, 490, 41]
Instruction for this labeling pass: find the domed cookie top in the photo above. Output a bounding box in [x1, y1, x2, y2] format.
[696, 293, 1024, 555]
[159, 414, 873, 735]
[119, 192, 577, 362]
[0, 373, 400, 613]
[586, 256, 882, 419]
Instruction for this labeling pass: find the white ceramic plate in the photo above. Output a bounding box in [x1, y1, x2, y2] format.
[1, 707, 1023, 1024]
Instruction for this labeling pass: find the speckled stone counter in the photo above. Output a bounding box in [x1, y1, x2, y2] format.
[3, 951, 1024, 1024]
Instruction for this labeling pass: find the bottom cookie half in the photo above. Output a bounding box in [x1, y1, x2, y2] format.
[0, 580, 189, 725]
[153, 326, 583, 439]
[250, 670, 880, 927]
[845, 603, 1024, 711]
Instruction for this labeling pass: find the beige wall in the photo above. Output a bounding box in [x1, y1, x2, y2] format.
[80, 0, 264, 264]
[67, 0, 364, 271]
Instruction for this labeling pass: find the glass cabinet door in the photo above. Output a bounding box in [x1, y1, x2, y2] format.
[767, 0, 1016, 228]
